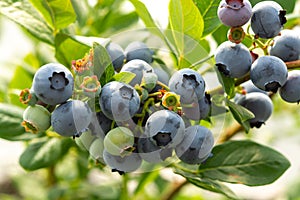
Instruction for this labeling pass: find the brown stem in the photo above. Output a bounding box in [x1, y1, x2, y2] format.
[162, 180, 189, 200]
[47, 165, 57, 186]
[217, 122, 244, 144]
[286, 59, 300, 69]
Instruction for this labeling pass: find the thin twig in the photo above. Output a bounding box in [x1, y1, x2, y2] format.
[162, 180, 189, 200]
[217, 122, 244, 144]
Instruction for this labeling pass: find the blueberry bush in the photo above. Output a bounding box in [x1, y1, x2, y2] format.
[0, 0, 300, 199]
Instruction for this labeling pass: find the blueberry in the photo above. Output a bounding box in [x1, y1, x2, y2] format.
[32, 63, 74, 105]
[145, 110, 185, 147]
[236, 92, 273, 128]
[251, 1, 287, 39]
[89, 137, 105, 164]
[153, 65, 170, 85]
[215, 41, 252, 78]
[125, 41, 154, 63]
[175, 125, 214, 165]
[250, 55, 288, 93]
[141, 72, 158, 91]
[168, 68, 206, 104]
[103, 150, 142, 174]
[120, 59, 154, 87]
[88, 111, 113, 137]
[279, 70, 300, 103]
[22, 105, 51, 133]
[75, 129, 96, 151]
[137, 136, 173, 163]
[269, 30, 300, 62]
[182, 93, 211, 121]
[217, 0, 252, 27]
[240, 80, 268, 95]
[99, 81, 140, 122]
[103, 127, 135, 157]
[106, 42, 125, 72]
[51, 100, 93, 137]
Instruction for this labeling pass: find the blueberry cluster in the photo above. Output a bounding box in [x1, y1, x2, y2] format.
[216, 0, 300, 127]
[20, 41, 215, 175]
[19, 0, 299, 175]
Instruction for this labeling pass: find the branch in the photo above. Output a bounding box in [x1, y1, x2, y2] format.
[162, 179, 189, 200]
[217, 122, 244, 144]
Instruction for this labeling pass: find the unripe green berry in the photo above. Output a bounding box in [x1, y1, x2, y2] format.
[104, 127, 135, 157]
[75, 129, 96, 151]
[89, 137, 105, 163]
[22, 105, 51, 133]
[141, 72, 158, 91]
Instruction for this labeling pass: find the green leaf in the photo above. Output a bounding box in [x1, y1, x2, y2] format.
[129, 0, 165, 40]
[212, 25, 230, 45]
[54, 33, 109, 67]
[29, 0, 76, 30]
[193, 0, 222, 37]
[0, 0, 54, 45]
[55, 33, 110, 67]
[99, 11, 138, 34]
[168, 0, 204, 52]
[0, 103, 43, 141]
[110, 72, 136, 84]
[0, 103, 25, 139]
[9, 66, 33, 108]
[187, 177, 238, 199]
[174, 168, 238, 199]
[199, 140, 291, 186]
[19, 137, 74, 170]
[215, 65, 236, 98]
[92, 42, 115, 86]
[226, 99, 254, 133]
[55, 33, 90, 66]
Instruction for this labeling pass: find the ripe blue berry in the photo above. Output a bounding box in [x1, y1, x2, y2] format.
[32, 63, 74, 105]
[125, 41, 153, 63]
[279, 70, 300, 103]
[168, 68, 206, 104]
[182, 93, 211, 121]
[99, 81, 140, 122]
[153, 66, 170, 85]
[120, 59, 154, 87]
[217, 0, 252, 27]
[251, 1, 287, 39]
[215, 41, 252, 78]
[175, 125, 214, 164]
[51, 100, 92, 137]
[88, 112, 113, 137]
[269, 30, 300, 62]
[241, 80, 268, 95]
[103, 150, 142, 174]
[106, 42, 125, 72]
[145, 110, 185, 147]
[236, 92, 273, 128]
[137, 136, 173, 163]
[250, 55, 288, 92]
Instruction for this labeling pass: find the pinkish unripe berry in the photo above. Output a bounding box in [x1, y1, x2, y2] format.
[217, 0, 252, 27]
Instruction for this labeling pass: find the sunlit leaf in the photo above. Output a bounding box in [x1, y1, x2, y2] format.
[0, 0, 54, 44]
